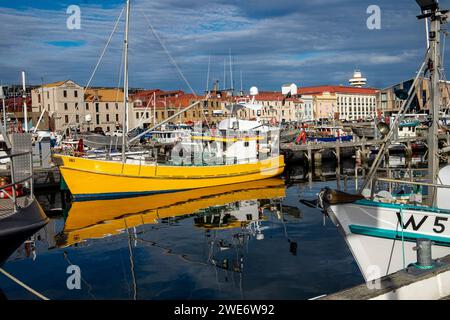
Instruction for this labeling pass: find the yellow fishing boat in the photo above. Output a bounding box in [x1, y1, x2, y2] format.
[53, 152, 284, 200]
[58, 178, 285, 247]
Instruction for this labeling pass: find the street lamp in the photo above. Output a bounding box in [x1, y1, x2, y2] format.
[416, 0, 438, 14]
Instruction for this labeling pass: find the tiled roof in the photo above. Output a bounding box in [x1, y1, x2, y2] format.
[84, 88, 124, 102]
[297, 85, 378, 95]
[41, 80, 70, 88]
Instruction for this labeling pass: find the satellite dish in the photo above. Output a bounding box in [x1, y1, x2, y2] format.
[249, 86, 259, 96]
[282, 83, 297, 96]
[85, 114, 92, 123]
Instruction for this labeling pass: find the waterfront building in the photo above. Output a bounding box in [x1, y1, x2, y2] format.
[253, 91, 303, 124]
[297, 86, 378, 121]
[31, 80, 84, 133]
[84, 88, 124, 133]
[377, 78, 450, 116]
[300, 95, 314, 121]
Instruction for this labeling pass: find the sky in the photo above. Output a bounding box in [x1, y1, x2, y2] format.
[0, 0, 449, 93]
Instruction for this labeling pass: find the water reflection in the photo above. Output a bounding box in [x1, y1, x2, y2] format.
[1, 167, 367, 300]
[57, 179, 286, 248]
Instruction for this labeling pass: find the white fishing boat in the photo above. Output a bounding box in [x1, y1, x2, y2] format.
[319, 0, 450, 281]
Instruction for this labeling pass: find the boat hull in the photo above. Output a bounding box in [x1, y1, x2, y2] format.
[307, 135, 353, 143]
[0, 198, 48, 266]
[326, 199, 450, 280]
[54, 154, 285, 200]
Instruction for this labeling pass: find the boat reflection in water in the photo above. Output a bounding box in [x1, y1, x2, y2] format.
[57, 179, 286, 248]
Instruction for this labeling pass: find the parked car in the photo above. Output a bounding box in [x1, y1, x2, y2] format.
[112, 130, 123, 137]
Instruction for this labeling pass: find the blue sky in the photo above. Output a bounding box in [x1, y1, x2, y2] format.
[0, 0, 449, 92]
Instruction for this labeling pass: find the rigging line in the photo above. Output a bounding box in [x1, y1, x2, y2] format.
[139, 8, 197, 98]
[0, 268, 49, 300]
[124, 220, 138, 300]
[115, 38, 126, 103]
[83, 5, 125, 97]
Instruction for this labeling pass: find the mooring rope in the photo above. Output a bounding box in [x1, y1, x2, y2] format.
[0, 267, 49, 300]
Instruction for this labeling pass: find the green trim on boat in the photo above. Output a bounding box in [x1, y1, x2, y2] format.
[354, 199, 450, 215]
[349, 224, 450, 246]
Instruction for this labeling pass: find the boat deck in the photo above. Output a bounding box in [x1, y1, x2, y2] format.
[0, 196, 33, 221]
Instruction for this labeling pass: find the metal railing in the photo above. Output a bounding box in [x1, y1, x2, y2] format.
[0, 150, 33, 214]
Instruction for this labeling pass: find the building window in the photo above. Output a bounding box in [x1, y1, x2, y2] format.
[76, 115, 79, 123]
[65, 115, 69, 123]
[146, 112, 149, 118]
[136, 112, 139, 119]
[64, 103, 68, 111]
[47, 92, 49, 99]
[96, 114, 100, 125]
[116, 114, 119, 122]
[74, 90, 78, 98]
[86, 103, 89, 110]
[115, 103, 118, 109]
[106, 103, 109, 110]
[63, 90, 67, 98]
[106, 114, 110, 122]
[95, 103, 99, 113]
[107, 126, 110, 132]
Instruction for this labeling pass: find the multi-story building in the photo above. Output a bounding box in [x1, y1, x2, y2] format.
[31, 80, 84, 132]
[32, 81, 127, 133]
[300, 95, 314, 121]
[84, 88, 124, 133]
[297, 86, 378, 121]
[377, 78, 450, 116]
[253, 92, 303, 124]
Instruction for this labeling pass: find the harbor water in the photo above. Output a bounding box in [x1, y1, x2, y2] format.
[1, 159, 380, 300]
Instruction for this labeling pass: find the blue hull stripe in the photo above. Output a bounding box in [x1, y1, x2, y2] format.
[73, 189, 189, 202]
[349, 224, 450, 246]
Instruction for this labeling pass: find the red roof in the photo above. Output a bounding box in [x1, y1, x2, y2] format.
[296, 85, 378, 95]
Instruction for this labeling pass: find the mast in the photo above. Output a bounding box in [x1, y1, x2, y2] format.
[206, 56, 211, 94]
[427, 8, 442, 205]
[229, 48, 233, 92]
[223, 59, 226, 91]
[22, 71, 28, 132]
[122, 0, 130, 163]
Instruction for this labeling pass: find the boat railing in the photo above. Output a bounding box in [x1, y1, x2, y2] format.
[368, 176, 450, 202]
[0, 149, 34, 214]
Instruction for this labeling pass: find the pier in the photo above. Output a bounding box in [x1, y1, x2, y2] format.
[321, 253, 450, 300]
[281, 134, 450, 166]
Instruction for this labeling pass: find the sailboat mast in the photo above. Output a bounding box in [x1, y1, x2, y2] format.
[122, 0, 130, 163]
[229, 49, 233, 92]
[428, 13, 441, 205]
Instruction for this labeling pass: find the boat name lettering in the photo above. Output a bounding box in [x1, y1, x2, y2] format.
[396, 212, 449, 234]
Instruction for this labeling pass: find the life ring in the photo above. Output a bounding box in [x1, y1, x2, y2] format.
[0, 185, 24, 198]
